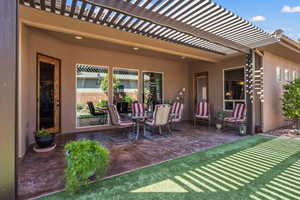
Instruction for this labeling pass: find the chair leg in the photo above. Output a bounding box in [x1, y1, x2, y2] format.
[167, 123, 172, 135]
[194, 118, 196, 128]
[159, 126, 162, 135]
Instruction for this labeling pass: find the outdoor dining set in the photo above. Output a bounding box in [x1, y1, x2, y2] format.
[103, 100, 247, 141]
[107, 102, 184, 141]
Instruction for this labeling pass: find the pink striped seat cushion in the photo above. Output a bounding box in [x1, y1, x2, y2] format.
[195, 102, 209, 117]
[132, 103, 145, 117]
[145, 119, 154, 126]
[224, 117, 245, 123]
[195, 115, 209, 119]
[119, 121, 135, 126]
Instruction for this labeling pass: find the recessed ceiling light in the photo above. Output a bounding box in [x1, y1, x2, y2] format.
[133, 47, 139, 51]
[75, 36, 83, 40]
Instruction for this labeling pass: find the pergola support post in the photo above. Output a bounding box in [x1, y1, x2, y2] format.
[245, 50, 256, 135]
[0, 0, 18, 199]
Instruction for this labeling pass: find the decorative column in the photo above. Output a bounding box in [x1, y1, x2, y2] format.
[245, 50, 264, 134]
[245, 50, 255, 134]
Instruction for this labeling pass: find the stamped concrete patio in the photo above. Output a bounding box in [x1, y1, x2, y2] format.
[17, 122, 244, 200]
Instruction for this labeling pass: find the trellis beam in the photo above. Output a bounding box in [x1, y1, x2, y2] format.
[88, 0, 250, 53]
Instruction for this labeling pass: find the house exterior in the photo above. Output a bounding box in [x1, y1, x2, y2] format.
[17, 1, 300, 157]
[1, 1, 300, 199]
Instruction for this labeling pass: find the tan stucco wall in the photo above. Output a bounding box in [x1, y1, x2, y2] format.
[262, 51, 300, 132]
[18, 26, 190, 157]
[188, 56, 246, 119]
[18, 24, 30, 157]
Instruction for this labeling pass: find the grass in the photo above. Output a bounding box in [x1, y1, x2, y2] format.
[39, 135, 300, 200]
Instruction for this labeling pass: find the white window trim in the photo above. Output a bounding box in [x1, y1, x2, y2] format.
[223, 66, 246, 112]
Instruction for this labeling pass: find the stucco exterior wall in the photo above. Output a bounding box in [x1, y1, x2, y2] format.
[262, 51, 300, 132]
[188, 56, 246, 120]
[18, 24, 30, 157]
[18, 26, 190, 157]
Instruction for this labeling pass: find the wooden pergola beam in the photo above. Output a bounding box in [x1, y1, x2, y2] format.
[88, 0, 251, 54]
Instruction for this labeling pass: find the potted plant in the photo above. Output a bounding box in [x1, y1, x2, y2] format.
[215, 111, 226, 130]
[34, 129, 55, 148]
[64, 140, 109, 194]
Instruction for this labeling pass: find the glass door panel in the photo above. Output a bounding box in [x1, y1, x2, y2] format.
[37, 54, 60, 133]
[143, 72, 163, 111]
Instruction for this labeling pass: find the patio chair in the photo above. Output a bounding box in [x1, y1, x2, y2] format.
[194, 101, 210, 127]
[145, 104, 171, 135]
[169, 102, 184, 131]
[87, 101, 107, 124]
[108, 104, 135, 139]
[170, 102, 184, 122]
[131, 102, 145, 117]
[223, 103, 246, 128]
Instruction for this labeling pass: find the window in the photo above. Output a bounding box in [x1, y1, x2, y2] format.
[113, 68, 139, 115]
[143, 72, 163, 111]
[76, 64, 109, 128]
[292, 71, 297, 81]
[223, 67, 245, 111]
[285, 69, 290, 82]
[276, 67, 282, 82]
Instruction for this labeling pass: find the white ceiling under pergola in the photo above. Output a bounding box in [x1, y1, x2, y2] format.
[20, 0, 279, 55]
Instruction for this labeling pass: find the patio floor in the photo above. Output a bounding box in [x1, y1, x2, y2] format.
[17, 122, 244, 200]
[38, 135, 300, 200]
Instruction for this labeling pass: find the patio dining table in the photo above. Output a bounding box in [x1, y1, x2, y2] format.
[131, 114, 148, 141]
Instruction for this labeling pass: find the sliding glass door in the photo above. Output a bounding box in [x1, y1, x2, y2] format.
[113, 68, 139, 115]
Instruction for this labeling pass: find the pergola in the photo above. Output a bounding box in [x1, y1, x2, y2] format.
[21, 0, 279, 55]
[20, 0, 280, 131]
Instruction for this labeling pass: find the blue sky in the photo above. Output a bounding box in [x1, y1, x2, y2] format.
[214, 0, 300, 40]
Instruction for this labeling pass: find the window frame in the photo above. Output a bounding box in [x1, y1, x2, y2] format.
[292, 71, 297, 81]
[223, 66, 246, 112]
[284, 69, 290, 82]
[276, 67, 283, 82]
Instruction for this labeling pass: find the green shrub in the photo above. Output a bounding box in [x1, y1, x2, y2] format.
[216, 111, 226, 122]
[122, 95, 133, 104]
[64, 140, 109, 194]
[76, 103, 84, 111]
[96, 100, 108, 108]
[282, 78, 300, 128]
[35, 129, 50, 137]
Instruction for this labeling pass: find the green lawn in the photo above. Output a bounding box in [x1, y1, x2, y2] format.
[40, 136, 300, 200]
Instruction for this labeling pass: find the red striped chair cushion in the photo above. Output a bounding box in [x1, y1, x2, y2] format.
[132, 103, 145, 117]
[195, 102, 209, 117]
[232, 103, 246, 120]
[171, 102, 184, 122]
[224, 103, 246, 123]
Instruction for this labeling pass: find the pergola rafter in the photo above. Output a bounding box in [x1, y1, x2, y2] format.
[20, 0, 278, 55]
